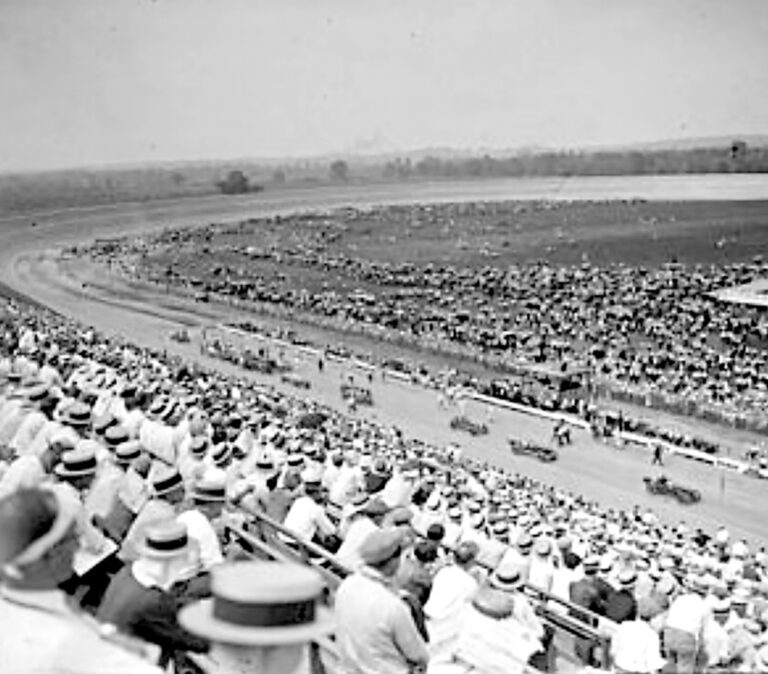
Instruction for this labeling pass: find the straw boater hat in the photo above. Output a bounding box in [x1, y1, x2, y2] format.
[54, 447, 98, 479]
[151, 468, 185, 497]
[136, 521, 191, 559]
[115, 441, 142, 467]
[104, 425, 129, 449]
[56, 401, 92, 428]
[179, 562, 335, 646]
[210, 443, 233, 468]
[490, 566, 525, 593]
[189, 435, 209, 459]
[192, 475, 227, 504]
[253, 450, 278, 476]
[92, 413, 118, 436]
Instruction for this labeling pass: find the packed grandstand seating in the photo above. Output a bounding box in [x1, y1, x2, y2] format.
[1, 294, 768, 674]
[80, 202, 768, 440]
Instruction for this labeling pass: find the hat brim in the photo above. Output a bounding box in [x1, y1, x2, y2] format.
[54, 465, 97, 479]
[490, 578, 523, 592]
[135, 541, 193, 559]
[179, 601, 335, 646]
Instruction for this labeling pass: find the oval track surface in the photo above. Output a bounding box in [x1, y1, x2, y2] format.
[2, 177, 768, 545]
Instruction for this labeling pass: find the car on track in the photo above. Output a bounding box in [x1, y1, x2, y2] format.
[170, 329, 190, 343]
[281, 372, 311, 390]
[341, 384, 373, 406]
[509, 438, 558, 462]
[642, 475, 701, 505]
[450, 415, 488, 436]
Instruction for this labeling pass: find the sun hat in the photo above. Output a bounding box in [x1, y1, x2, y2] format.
[179, 561, 335, 646]
[583, 556, 600, 574]
[56, 401, 92, 428]
[115, 441, 142, 466]
[151, 468, 185, 497]
[23, 382, 51, 403]
[92, 413, 118, 436]
[1, 484, 80, 568]
[517, 533, 533, 551]
[618, 569, 637, 588]
[286, 454, 305, 469]
[54, 447, 98, 479]
[359, 528, 406, 566]
[189, 435, 209, 459]
[192, 475, 227, 504]
[136, 521, 191, 559]
[490, 566, 524, 592]
[210, 443, 233, 468]
[104, 425, 129, 448]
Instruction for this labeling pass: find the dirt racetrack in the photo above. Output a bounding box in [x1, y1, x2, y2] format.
[2, 176, 768, 545]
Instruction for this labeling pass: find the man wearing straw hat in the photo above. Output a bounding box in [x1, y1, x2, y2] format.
[177, 474, 229, 573]
[0, 485, 163, 673]
[119, 466, 187, 563]
[98, 520, 209, 667]
[179, 561, 335, 674]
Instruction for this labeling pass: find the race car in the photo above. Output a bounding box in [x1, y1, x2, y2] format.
[170, 329, 190, 343]
[450, 415, 489, 436]
[509, 438, 558, 462]
[281, 372, 311, 390]
[642, 475, 701, 505]
[341, 384, 373, 406]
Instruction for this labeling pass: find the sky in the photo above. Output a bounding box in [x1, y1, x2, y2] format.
[1, 0, 767, 172]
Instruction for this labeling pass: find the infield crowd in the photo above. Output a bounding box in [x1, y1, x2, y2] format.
[83, 201, 768, 441]
[1, 296, 768, 674]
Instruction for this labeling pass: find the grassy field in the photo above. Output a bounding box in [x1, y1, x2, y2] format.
[140, 199, 768, 298]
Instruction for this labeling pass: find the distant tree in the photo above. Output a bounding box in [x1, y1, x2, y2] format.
[217, 170, 250, 194]
[329, 160, 349, 182]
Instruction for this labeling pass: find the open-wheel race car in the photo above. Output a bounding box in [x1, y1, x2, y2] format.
[341, 384, 373, 406]
[170, 329, 190, 343]
[281, 372, 311, 390]
[643, 475, 701, 505]
[450, 415, 489, 436]
[509, 438, 558, 462]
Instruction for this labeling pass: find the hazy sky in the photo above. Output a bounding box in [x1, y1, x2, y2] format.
[1, 0, 767, 171]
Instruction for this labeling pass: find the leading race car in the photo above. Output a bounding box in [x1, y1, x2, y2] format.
[170, 329, 190, 343]
[643, 475, 701, 505]
[341, 384, 373, 406]
[509, 438, 559, 462]
[450, 415, 489, 436]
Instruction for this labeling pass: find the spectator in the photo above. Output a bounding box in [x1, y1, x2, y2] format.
[335, 527, 428, 674]
[424, 541, 481, 663]
[0, 486, 163, 673]
[97, 521, 209, 665]
[179, 561, 335, 674]
[610, 596, 667, 673]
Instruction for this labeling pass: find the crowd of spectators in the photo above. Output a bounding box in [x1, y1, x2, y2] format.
[81, 201, 768, 437]
[1, 295, 768, 673]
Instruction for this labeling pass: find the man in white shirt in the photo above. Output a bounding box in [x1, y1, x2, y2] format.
[176, 475, 227, 572]
[611, 598, 666, 673]
[335, 528, 428, 674]
[663, 575, 710, 673]
[424, 541, 480, 663]
[282, 474, 337, 545]
[336, 499, 389, 570]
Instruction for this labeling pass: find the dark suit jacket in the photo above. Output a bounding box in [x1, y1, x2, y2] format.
[569, 576, 602, 621]
[97, 566, 209, 656]
[604, 588, 637, 624]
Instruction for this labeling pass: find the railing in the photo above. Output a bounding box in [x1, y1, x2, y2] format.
[225, 507, 615, 672]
